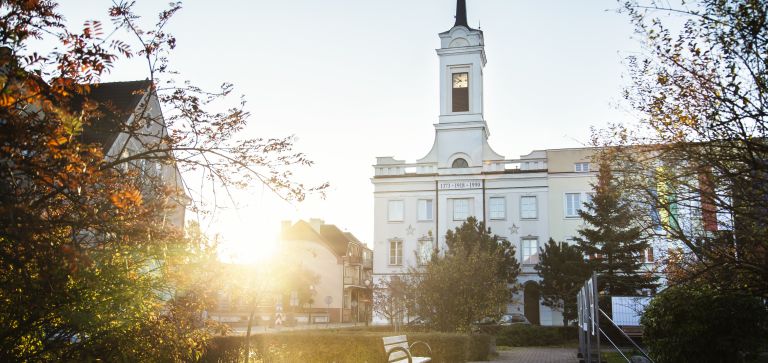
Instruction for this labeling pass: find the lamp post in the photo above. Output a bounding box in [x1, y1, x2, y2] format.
[364, 279, 372, 327]
[308, 285, 315, 326]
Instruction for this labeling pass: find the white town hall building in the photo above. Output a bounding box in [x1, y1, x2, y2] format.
[370, 0, 622, 326]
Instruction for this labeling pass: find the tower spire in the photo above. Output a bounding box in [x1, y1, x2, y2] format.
[454, 0, 468, 28]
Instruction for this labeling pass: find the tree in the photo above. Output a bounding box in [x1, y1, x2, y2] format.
[600, 0, 768, 298]
[0, 1, 324, 361]
[444, 216, 520, 283]
[574, 160, 658, 295]
[409, 218, 519, 332]
[372, 276, 413, 331]
[535, 238, 591, 326]
[641, 283, 768, 363]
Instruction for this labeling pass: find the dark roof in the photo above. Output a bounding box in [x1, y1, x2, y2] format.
[454, 0, 469, 28]
[281, 220, 325, 243]
[319, 225, 353, 257]
[76, 80, 152, 152]
[281, 220, 365, 257]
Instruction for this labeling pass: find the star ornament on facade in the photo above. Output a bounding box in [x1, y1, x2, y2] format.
[406, 225, 415, 236]
[508, 224, 519, 235]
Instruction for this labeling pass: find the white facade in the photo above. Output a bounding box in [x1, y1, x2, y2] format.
[371, 3, 600, 326]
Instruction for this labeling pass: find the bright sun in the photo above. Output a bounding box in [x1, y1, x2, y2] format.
[214, 210, 282, 264]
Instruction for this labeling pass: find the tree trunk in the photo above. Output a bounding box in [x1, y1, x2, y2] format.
[243, 308, 255, 363]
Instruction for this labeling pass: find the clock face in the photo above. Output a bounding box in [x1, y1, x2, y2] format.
[452, 73, 468, 88]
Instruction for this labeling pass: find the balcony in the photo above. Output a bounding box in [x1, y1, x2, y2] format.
[345, 255, 362, 265]
[343, 275, 361, 286]
[372, 157, 548, 177]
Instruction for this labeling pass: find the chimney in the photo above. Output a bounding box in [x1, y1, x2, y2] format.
[309, 218, 324, 233]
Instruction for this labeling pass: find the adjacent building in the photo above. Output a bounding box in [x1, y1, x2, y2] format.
[279, 219, 373, 324]
[208, 219, 373, 329]
[78, 80, 188, 227]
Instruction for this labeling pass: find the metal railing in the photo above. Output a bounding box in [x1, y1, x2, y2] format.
[577, 273, 655, 363]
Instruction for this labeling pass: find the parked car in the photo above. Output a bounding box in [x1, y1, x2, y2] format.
[497, 313, 530, 325]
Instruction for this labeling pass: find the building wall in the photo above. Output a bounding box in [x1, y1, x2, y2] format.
[281, 239, 344, 316]
[545, 149, 597, 244]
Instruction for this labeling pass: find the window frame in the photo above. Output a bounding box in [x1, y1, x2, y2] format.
[564, 193, 582, 218]
[388, 239, 403, 266]
[574, 162, 590, 172]
[417, 237, 433, 266]
[451, 158, 469, 168]
[387, 200, 405, 222]
[488, 197, 506, 220]
[520, 195, 538, 220]
[521, 238, 539, 265]
[417, 199, 433, 221]
[452, 198, 471, 221]
[451, 72, 470, 112]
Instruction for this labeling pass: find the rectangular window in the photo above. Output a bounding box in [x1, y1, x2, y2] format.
[520, 196, 538, 219]
[453, 198, 471, 221]
[645, 247, 655, 263]
[574, 162, 590, 172]
[521, 238, 539, 264]
[565, 193, 582, 217]
[418, 199, 433, 221]
[417, 238, 433, 265]
[489, 197, 506, 220]
[389, 239, 402, 265]
[452, 72, 469, 112]
[388, 200, 404, 222]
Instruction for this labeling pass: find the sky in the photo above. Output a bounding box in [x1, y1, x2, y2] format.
[54, 0, 646, 263]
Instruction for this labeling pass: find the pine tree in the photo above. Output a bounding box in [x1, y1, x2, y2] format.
[445, 216, 520, 283]
[575, 161, 657, 295]
[535, 239, 591, 326]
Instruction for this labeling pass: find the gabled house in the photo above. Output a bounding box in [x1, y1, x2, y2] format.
[75, 80, 188, 228]
[280, 219, 373, 324]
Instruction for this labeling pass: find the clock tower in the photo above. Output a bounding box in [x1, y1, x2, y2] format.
[437, 0, 487, 125]
[417, 0, 502, 171]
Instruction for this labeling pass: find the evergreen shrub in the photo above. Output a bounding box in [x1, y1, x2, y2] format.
[495, 325, 577, 347]
[200, 331, 492, 362]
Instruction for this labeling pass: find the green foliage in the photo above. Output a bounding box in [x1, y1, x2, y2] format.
[0, 0, 323, 360]
[495, 325, 578, 347]
[200, 331, 492, 363]
[445, 216, 520, 283]
[607, 0, 768, 297]
[641, 284, 768, 363]
[409, 218, 518, 333]
[535, 239, 591, 325]
[574, 161, 657, 295]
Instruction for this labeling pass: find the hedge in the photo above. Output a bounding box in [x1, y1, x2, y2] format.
[200, 331, 493, 363]
[495, 325, 578, 347]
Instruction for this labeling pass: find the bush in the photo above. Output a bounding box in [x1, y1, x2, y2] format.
[200, 331, 493, 363]
[642, 284, 768, 363]
[495, 325, 577, 347]
[467, 334, 493, 361]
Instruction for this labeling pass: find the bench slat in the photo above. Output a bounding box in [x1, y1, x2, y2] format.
[383, 335, 431, 363]
[383, 335, 408, 345]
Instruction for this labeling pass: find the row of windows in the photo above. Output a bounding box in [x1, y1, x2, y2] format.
[388, 197, 538, 222]
[387, 194, 592, 222]
[388, 237, 542, 266]
[388, 237, 435, 266]
[388, 237, 657, 267]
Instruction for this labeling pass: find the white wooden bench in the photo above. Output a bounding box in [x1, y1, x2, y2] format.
[382, 335, 432, 363]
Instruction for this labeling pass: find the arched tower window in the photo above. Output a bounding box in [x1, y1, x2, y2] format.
[452, 158, 469, 168]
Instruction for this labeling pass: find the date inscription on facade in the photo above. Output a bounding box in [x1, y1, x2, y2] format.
[438, 180, 482, 190]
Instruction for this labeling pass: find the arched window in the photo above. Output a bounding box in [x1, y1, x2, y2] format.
[452, 158, 469, 168]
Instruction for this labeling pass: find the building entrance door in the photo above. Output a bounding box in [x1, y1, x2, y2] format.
[524, 282, 541, 325]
